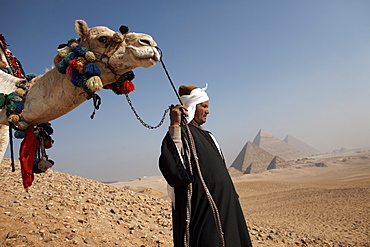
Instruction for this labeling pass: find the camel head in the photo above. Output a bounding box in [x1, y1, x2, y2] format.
[75, 20, 160, 84]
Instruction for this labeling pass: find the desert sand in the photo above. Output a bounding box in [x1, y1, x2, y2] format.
[1, 150, 369, 246]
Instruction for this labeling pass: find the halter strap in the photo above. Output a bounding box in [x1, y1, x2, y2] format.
[89, 32, 127, 79]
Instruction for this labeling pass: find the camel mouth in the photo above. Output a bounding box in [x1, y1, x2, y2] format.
[151, 52, 160, 62]
[127, 46, 160, 62]
[134, 47, 161, 64]
[141, 56, 159, 68]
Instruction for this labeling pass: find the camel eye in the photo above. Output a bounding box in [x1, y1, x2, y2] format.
[98, 36, 108, 43]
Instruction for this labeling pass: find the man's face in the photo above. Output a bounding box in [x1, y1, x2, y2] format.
[193, 101, 210, 126]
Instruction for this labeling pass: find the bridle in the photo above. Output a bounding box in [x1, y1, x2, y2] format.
[87, 31, 128, 81]
[81, 27, 129, 119]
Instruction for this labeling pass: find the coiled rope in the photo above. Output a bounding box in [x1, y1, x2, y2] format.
[182, 121, 225, 247]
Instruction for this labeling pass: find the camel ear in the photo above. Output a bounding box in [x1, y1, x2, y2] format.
[75, 20, 89, 40]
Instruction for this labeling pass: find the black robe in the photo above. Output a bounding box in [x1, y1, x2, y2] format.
[159, 125, 252, 247]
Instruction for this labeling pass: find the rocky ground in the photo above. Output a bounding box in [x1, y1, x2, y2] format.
[0, 150, 369, 246]
[0, 159, 173, 247]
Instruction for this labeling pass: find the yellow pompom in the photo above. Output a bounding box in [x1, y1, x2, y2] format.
[58, 46, 72, 58]
[85, 76, 103, 92]
[8, 114, 20, 123]
[15, 88, 26, 97]
[113, 32, 124, 43]
[85, 51, 96, 62]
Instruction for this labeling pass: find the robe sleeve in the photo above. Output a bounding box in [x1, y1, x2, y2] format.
[159, 127, 193, 187]
[168, 125, 183, 153]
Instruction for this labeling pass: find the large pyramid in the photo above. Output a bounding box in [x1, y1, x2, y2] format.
[230, 141, 274, 173]
[253, 129, 306, 160]
[283, 135, 321, 156]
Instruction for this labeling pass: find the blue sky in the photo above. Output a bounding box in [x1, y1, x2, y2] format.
[2, 1, 369, 182]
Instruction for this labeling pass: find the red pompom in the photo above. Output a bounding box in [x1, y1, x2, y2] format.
[104, 80, 135, 95]
[123, 80, 135, 94]
[116, 80, 135, 94]
[68, 58, 79, 71]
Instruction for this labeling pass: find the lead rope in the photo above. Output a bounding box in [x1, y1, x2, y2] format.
[157, 47, 182, 103]
[125, 94, 170, 129]
[157, 47, 225, 246]
[184, 122, 225, 247]
[181, 124, 193, 247]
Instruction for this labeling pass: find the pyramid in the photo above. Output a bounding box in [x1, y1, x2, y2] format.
[227, 167, 243, 178]
[230, 141, 274, 173]
[253, 129, 306, 160]
[267, 155, 287, 170]
[283, 135, 320, 156]
[244, 162, 269, 174]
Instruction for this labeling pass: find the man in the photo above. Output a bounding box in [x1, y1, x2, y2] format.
[159, 85, 252, 247]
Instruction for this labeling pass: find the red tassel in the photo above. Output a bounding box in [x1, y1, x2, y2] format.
[68, 58, 79, 71]
[119, 80, 135, 94]
[19, 126, 38, 190]
[104, 80, 135, 95]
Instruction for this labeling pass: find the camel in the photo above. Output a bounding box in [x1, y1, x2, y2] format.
[0, 20, 160, 162]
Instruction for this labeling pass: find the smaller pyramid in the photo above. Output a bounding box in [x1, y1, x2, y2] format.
[253, 129, 306, 160]
[230, 141, 274, 173]
[267, 156, 286, 170]
[283, 135, 320, 156]
[332, 147, 349, 154]
[228, 167, 243, 178]
[244, 162, 269, 174]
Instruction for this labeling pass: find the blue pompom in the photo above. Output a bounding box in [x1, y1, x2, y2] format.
[67, 38, 79, 45]
[38, 123, 54, 135]
[77, 76, 88, 90]
[65, 52, 75, 61]
[73, 45, 88, 57]
[26, 73, 36, 81]
[84, 63, 102, 77]
[14, 129, 25, 139]
[14, 101, 24, 113]
[71, 72, 83, 87]
[57, 57, 70, 74]
[1, 67, 11, 74]
[32, 160, 43, 174]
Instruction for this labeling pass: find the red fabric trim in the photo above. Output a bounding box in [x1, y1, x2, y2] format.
[19, 126, 38, 189]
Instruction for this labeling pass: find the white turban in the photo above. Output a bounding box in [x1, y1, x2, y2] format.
[180, 84, 209, 123]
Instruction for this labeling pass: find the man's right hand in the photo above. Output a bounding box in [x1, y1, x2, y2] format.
[170, 104, 188, 126]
